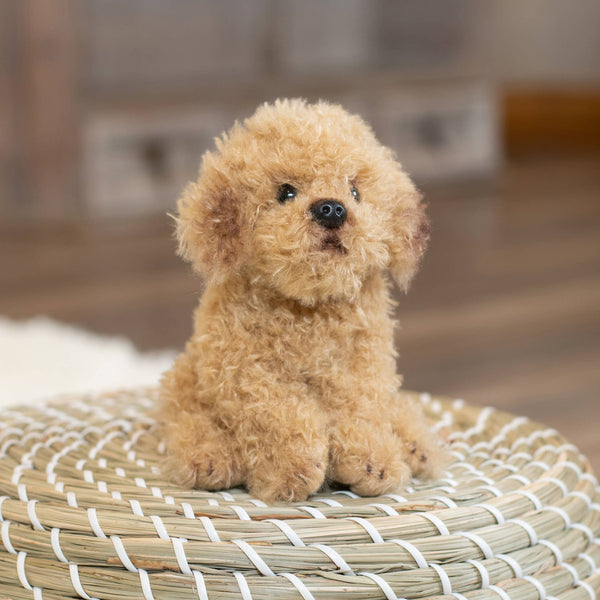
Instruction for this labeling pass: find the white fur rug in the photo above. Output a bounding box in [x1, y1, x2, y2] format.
[0, 317, 176, 408]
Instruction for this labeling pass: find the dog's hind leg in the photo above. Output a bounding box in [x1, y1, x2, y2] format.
[159, 351, 244, 490]
[328, 419, 411, 496]
[389, 395, 450, 480]
[161, 411, 244, 490]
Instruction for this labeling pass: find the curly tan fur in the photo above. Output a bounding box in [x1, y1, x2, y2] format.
[160, 99, 447, 502]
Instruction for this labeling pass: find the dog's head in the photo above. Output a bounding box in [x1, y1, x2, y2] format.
[177, 99, 429, 304]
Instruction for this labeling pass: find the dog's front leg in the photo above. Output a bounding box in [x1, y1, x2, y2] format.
[239, 378, 329, 502]
[388, 395, 450, 480]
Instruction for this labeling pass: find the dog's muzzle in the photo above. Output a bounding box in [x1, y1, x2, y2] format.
[310, 199, 347, 229]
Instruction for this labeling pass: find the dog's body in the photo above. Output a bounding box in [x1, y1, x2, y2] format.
[160, 99, 446, 502]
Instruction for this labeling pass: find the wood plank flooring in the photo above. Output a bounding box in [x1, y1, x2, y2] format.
[1, 154, 599, 472]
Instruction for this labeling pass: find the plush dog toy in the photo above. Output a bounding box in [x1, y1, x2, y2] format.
[160, 98, 446, 502]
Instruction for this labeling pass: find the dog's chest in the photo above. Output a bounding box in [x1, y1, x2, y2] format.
[255, 304, 375, 374]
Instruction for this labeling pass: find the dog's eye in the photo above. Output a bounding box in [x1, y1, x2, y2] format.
[277, 184, 297, 204]
[351, 186, 360, 202]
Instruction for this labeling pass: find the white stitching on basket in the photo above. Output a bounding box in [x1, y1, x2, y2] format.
[571, 523, 594, 542]
[26, 500, 45, 531]
[332, 490, 360, 499]
[466, 558, 490, 589]
[388, 539, 428, 569]
[479, 503, 506, 524]
[234, 571, 254, 600]
[17, 482, 29, 502]
[193, 570, 209, 600]
[345, 517, 384, 543]
[578, 552, 597, 573]
[578, 580, 597, 600]
[50, 527, 68, 563]
[523, 574, 548, 600]
[448, 406, 494, 441]
[265, 519, 306, 547]
[281, 572, 316, 600]
[247, 498, 268, 507]
[172, 537, 192, 575]
[513, 490, 543, 510]
[111, 535, 138, 572]
[199, 516, 221, 542]
[506, 474, 532, 486]
[543, 505, 572, 528]
[311, 543, 354, 575]
[420, 512, 450, 535]
[510, 518, 538, 545]
[87, 508, 107, 538]
[2, 520, 16, 554]
[496, 553, 523, 578]
[232, 539, 276, 577]
[429, 495, 458, 508]
[459, 531, 494, 559]
[539, 539, 563, 564]
[150, 515, 169, 540]
[298, 506, 326, 519]
[561, 561, 580, 585]
[129, 499, 144, 517]
[369, 503, 400, 516]
[430, 563, 452, 595]
[16, 551, 33, 591]
[181, 502, 195, 519]
[556, 461, 584, 478]
[231, 505, 252, 520]
[314, 498, 343, 507]
[383, 493, 408, 503]
[569, 491, 593, 508]
[541, 477, 569, 496]
[360, 571, 399, 600]
[479, 484, 503, 497]
[138, 568, 156, 600]
[69, 562, 99, 600]
[489, 583, 512, 600]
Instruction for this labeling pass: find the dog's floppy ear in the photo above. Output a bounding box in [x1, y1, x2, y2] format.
[175, 151, 246, 282]
[387, 171, 430, 292]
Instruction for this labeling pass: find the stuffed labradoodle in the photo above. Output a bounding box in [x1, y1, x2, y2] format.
[159, 98, 448, 502]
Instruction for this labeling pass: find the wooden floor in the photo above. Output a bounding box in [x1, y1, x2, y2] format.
[1, 154, 599, 472]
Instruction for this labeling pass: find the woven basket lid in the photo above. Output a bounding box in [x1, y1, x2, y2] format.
[0, 388, 598, 600]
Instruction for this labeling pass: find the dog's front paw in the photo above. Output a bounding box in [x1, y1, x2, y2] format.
[247, 453, 327, 503]
[329, 430, 412, 496]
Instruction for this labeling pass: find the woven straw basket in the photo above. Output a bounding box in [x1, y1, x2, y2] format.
[0, 388, 598, 600]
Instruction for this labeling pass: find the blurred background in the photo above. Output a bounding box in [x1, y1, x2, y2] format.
[0, 1, 598, 469]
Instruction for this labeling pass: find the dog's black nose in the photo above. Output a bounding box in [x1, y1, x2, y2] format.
[310, 199, 347, 229]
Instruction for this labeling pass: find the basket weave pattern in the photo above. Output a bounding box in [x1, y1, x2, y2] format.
[0, 388, 598, 600]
